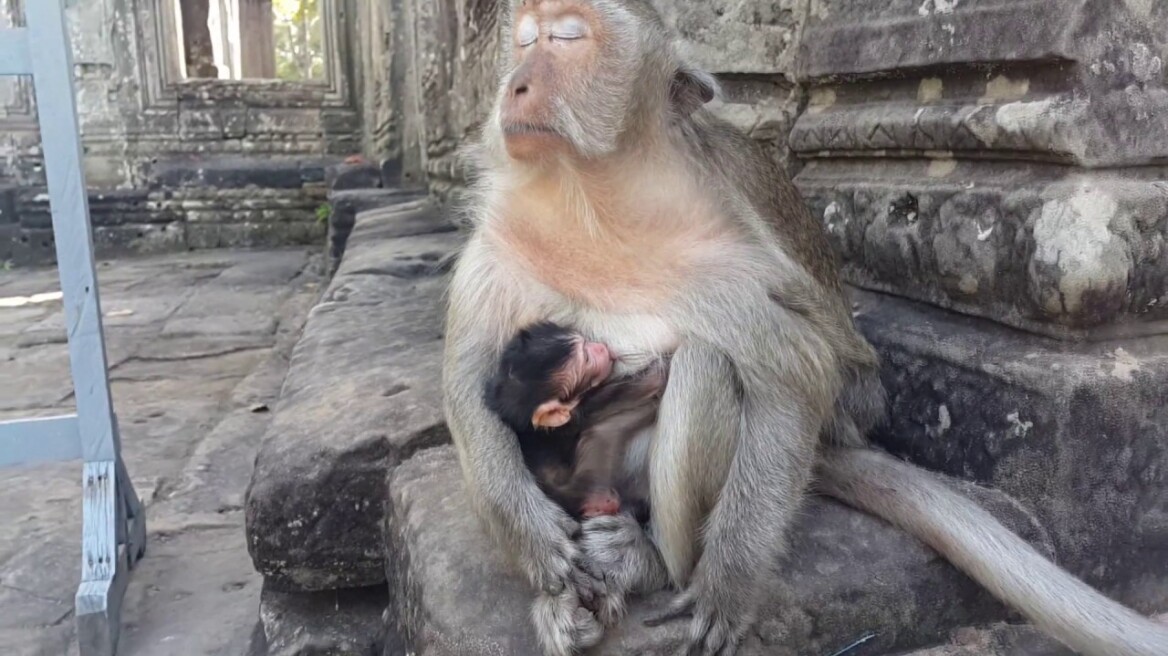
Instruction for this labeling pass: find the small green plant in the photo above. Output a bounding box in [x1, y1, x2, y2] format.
[1, 260, 12, 271]
[315, 203, 331, 224]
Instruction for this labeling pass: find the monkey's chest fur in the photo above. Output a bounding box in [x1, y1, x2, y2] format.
[491, 200, 729, 315]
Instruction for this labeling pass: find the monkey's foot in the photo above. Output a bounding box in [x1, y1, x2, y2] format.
[519, 508, 588, 598]
[645, 575, 757, 656]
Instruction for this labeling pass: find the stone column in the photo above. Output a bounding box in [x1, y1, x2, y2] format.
[239, 0, 276, 78]
[179, 0, 218, 78]
[793, 0, 1168, 612]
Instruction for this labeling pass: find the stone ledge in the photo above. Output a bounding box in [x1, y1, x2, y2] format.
[146, 155, 337, 190]
[386, 446, 1051, 656]
[855, 287, 1168, 613]
[798, 162, 1168, 337]
[326, 190, 435, 273]
[799, 0, 1164, 90]
[245, 201, 462, 591]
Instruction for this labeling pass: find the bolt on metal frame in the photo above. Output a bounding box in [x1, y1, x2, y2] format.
[0, 1, 146, 655]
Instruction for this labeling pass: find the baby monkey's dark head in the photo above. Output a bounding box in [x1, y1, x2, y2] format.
[485, 321, 614, 431]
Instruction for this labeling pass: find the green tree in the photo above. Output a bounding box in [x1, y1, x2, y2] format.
[271, 0, 325, 80]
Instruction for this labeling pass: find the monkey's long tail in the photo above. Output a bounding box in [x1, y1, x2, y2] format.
[815, 446, 1168, 656]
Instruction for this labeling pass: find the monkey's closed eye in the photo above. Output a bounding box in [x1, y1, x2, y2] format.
[550, 16, 587, 41]
[517, 15, 539, 47]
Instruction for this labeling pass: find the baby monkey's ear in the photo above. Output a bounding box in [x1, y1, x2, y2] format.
[532, 398, 579, 429]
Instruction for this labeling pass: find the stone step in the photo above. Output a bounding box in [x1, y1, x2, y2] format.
[854, 288, 1168, 613]
[147, 155, 335, 190]
[325, 189, 436, 272]
[245, 200, 463, 591]
[386, 446, 1053, 656]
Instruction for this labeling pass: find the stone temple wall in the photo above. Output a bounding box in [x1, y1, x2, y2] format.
[370, 0, 1168, 342]
[0, 0, 363, 266]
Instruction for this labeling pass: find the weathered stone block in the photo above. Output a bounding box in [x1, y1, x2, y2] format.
[854, 288, 1168, 613]
[0, 186, 16, 224]
[798, 164, 1168, 337]
[790, 0, 1168, 336]
[186, 222, 324, 251]
[245, 202, 461, 591]
[259, 582, 391, 656]
[0, 223, 20, 263]
[656, 0, 804, 75]
[17, 188, 181, 229]
[387, 446, 1053, 656]
[327, 162, 383, 191]
[326, 191, 434, 273]
[148, 156, 334, 190]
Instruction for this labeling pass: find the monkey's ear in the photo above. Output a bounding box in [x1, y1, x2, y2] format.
[532, 399, 577, 428]
[669, 65, 719, 116]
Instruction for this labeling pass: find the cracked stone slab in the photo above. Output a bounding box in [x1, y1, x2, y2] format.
[0, 248, 320, 656]
[855, 287, 1168, 615]
[246, 202, 462, 591]
[386, 446, 1052, 656]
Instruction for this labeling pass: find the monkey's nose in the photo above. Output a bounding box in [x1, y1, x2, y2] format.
[509, 82, 531, 100]
[508, 66, 534, 98]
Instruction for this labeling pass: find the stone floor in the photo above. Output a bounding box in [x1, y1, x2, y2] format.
[0, 248, 324, 656]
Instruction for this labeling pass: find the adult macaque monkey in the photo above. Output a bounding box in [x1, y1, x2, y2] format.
[441, 1, 1168, 655]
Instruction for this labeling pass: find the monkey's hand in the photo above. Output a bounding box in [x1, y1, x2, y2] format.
[514, 501, 606, 599]
[520, 503, 611, 655]
[533, 588, 604, 656]
[644, 565, 759, 656]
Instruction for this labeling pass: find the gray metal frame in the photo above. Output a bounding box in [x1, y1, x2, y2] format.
[0, 2, 146, 655]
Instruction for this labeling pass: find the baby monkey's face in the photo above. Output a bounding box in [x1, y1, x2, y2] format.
[572, 336, 614, 392]
[530, 334, 614, 429]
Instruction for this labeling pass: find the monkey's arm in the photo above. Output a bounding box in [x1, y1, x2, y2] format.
[567, 413, 648, 495]
[441, 237, 598, 601]
[574, 343, 736, 627]
[577, 361, 667, 423]
[649, 255, 839, 653]
[645, 342, 740, 583]
[568, 361, 667, 496]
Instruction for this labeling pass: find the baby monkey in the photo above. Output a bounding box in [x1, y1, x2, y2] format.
[484, 322, 665, 523]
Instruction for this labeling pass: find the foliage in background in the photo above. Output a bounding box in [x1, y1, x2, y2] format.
[272, 0, 325, 81]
